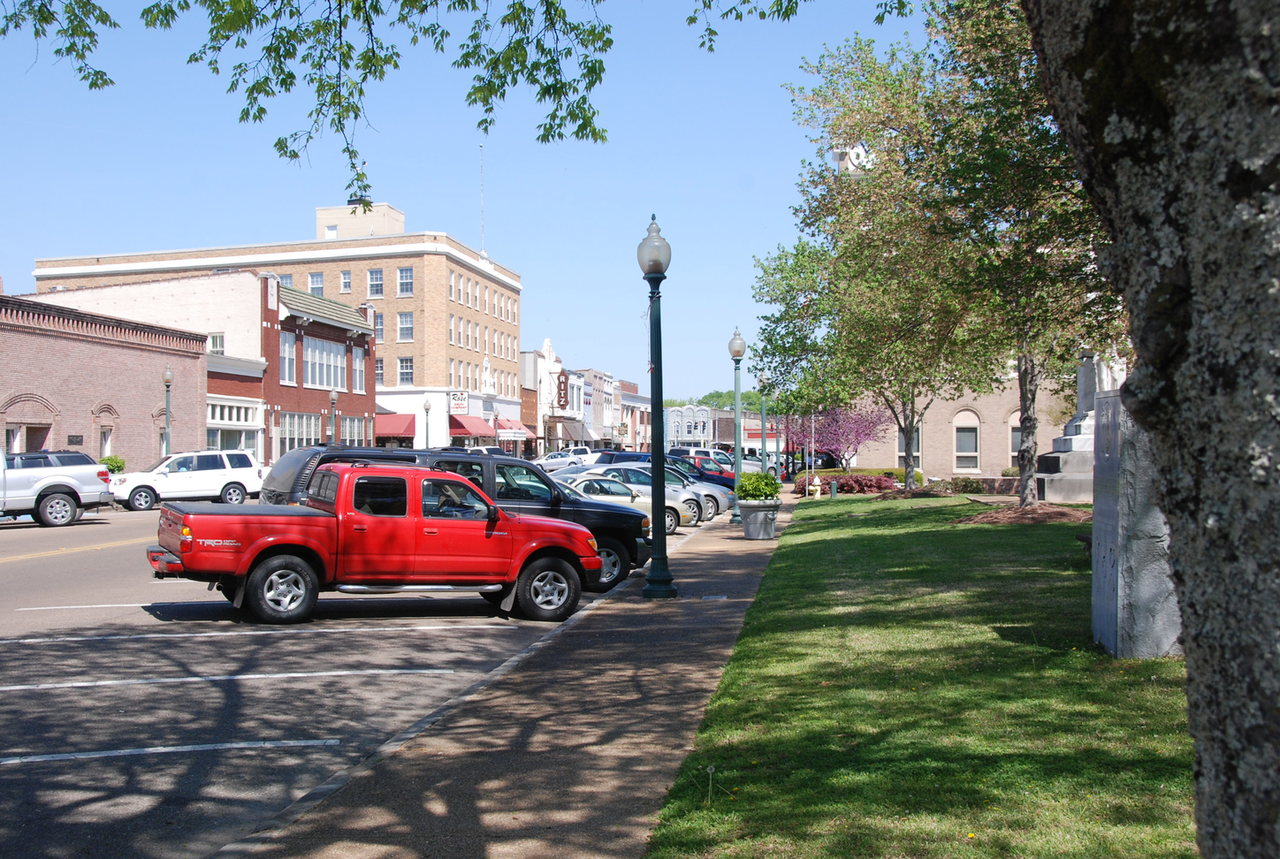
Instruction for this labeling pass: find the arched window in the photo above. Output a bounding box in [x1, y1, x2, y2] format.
[953, 409, 981, 471]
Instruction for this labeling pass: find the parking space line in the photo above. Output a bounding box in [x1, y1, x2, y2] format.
[1, 739, 341, 766]
[0, 668, 455, 692]
[5, 623, 518, 646]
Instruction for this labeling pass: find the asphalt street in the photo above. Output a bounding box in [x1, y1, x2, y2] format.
[0, 506, 575, 859]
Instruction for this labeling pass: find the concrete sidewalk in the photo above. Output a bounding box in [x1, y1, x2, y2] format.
[219, 497, 798, 859]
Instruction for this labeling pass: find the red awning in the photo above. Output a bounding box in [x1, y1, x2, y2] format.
[449, 414, 497, 438]
[746, 429, 781, 441]
[497, 417, 537, 440]
[374, 413, 416, 437]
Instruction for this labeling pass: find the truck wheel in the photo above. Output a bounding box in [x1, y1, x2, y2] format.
[220, 483, 246, 504]
[585, 537, 629, 592]
[245, 556, 318, 623]
[664, 507, 679, 535]
[129, 487, 157, 511]
[37, 494, 77, 527]
[515, 557, 580, 622]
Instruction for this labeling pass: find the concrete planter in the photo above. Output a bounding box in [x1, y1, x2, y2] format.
[739, 499, 782, 540]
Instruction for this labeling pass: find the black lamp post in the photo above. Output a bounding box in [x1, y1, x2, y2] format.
[728, 328, 746, 523]
[638, 216, 676, 600]
[162, 365, 174, 455]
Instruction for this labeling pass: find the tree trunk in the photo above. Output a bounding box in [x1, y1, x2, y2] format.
[1024, 2, 1280, 856]
[1016, 352, 1041, 507]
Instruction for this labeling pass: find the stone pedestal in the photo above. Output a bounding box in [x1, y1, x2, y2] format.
[1091, 391, 1181, 659]
[1036, 410, 1096, 502]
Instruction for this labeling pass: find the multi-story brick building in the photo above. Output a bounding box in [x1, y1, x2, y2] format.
[0, 295, 207, 469]
[32, 271, 375, 465]
[33, 203, 523, 445]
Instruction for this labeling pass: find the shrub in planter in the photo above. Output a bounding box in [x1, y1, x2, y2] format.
[99, 455, 126, 474]
[737, 471, 782, 501]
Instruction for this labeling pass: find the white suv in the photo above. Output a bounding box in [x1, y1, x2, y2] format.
[113, 451, 263, 511]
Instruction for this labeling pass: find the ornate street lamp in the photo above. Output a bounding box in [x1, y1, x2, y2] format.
[329, 388, 339, 443]
[728, 328, 746, 523]
[638, 216, 675, 599]
[161, 365, 174, 456]
[423, 396, 432, 449]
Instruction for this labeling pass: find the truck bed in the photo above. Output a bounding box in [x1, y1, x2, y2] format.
[162, 501, 334, 519]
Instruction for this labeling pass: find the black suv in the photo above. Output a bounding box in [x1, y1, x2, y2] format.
[261, 445, 651, 591]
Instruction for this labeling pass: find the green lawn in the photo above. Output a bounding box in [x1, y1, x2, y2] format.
[646, 495, 1195, 858]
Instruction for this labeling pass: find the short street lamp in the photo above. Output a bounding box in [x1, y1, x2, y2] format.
[638, 216, 676, 600]
[423, 396, 432, 449]
[161, 365, 175, 456]
[728, 328, 746, 523]
[329, 388, 339, 443]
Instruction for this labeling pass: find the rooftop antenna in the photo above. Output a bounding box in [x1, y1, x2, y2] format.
[479, 144, 488, 259]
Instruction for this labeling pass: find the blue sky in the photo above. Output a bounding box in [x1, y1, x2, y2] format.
[1, 1, 920, 399]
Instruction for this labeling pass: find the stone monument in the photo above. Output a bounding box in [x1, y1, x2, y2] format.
[1036, 351, 1127, 503]
[1091, 391, 1181, 658]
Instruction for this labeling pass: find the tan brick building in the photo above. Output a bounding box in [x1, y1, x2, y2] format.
[34, 203, 524, 446]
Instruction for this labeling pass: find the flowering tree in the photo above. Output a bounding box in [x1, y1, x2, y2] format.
[816, 407, 895, 469]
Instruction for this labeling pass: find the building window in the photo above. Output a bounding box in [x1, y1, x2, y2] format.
[449, 359, 455, 387]
[398, 267, 414, 296]
[279, 331, 296, 384]
[1009, 412, 1022, 469]
[898, 427, 921, 469]
[368, 268, 384, 297]
[512, 300, 517, 324]
[209, 333, 225, 356]
[484, 327, 489, 355]
[466, 280, 472, 308]
[484, 286, 489, 314]
[375, 358, 384, 386]
[374, 313, 384, 343]
[449, 315, 455, 344]
[954, 410, 981, 471]
[309, 272, 324, 296]
[340, 415, 366, 446]
[279, 274, 293, 288]
[353, 346, 366, 393]
[280, 412, 322, 457]
[449, 270, 455, 300]
[399, 357, 414, 385]
[341, 271, 351, 293]
[303, 336, 347, 390]
[397, 312, 414, 342]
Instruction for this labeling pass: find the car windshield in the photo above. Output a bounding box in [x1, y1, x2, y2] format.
[142, 457, 172, 473]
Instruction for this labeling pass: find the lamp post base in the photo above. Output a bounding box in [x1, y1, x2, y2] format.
[730, 503, 742, 525]
[642, 558, 678, 599]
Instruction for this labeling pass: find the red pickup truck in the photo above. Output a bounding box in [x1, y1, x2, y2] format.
[147, 463, 603, 624]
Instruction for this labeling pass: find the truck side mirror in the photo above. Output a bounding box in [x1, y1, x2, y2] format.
[487, 505, 500, 522]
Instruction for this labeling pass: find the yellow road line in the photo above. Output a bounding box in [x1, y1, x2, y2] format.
[0, 538, 151, 565]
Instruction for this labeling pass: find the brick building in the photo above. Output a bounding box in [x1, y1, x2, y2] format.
[33, 271, 376, 465]
[33, 203, 523, 443]
[0, 295, 207, 469]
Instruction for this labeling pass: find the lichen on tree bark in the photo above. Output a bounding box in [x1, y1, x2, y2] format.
[1024, 1, 1280, 855]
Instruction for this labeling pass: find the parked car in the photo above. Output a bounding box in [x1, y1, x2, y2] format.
[0, 451, 112, 526]
[259, 445, 652, 591]
[590, 450, 651, 465]
[666, 454, 735, 490]
[148, 463, 602, 623]
[583, 464, 705, 532]
[468, 446, 506, 456]
[556, 473, 689, 535]
[112, 450, 263, 511]
[669, 447, 762, 475]
[635, 462, 735, 520]
[531, 450, 582, 472]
